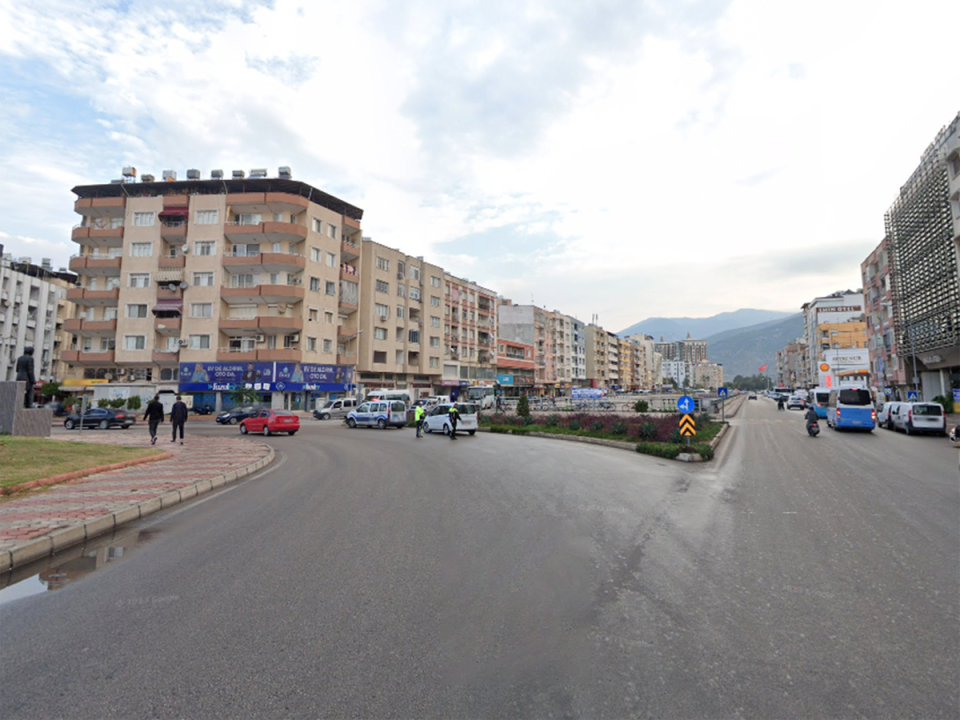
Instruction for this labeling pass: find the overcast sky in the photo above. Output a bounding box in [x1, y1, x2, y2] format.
[1, 0, 957, 331]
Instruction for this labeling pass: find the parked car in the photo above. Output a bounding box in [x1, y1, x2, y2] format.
[63, 408, 136, 430]
[192, 403, 215, 415]
[216, 406, 259, 425]
[313, 398, 357, 421]
[345, 400, 408, 429]
[876, 401, 901, 430]
[239, 409, 300, 436]
[786, 396, 806, 410]
[423, 403, 479, 436]
[892, 402, 947, 436]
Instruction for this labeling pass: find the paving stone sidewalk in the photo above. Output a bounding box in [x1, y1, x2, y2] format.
[0, 434, 273, 572]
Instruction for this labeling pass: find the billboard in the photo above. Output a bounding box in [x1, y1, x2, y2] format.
[497, 374, 514, 386]
[572, 387, 604, 399]
[275, 362, 354, 392]
[178, 362, 355, 393]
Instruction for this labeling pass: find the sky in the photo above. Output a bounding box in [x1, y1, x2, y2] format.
[1, 0, 958, 332]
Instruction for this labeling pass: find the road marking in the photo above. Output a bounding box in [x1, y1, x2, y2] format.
[782, 511, 798, 514]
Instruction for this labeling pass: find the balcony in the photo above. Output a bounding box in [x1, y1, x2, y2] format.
[159, 254, 186, 269]
[222, 251, 306, 274]
[74, 196, 125, 218]
[66, 288, 120, 306]
[224, 221, 307, 244]
[154, 316, 181, 334]
[257, 348, 302, 362]
[337, 326, 358, 340]
[226, 192, 309, 215]
[64, 318, 117, 335]
[72, 226, 125, 246]
[336, 352, 357, 365]
[160, 221, 188, 241]
[216, 348, 259, 362]
[152, 348, 180, 364]
[342, 214, 361, 236]
[220, 284, 305, 305]
[69, 255, 122, 276]
[163, 195, 189, 207]
[339, 265, 359, 281]
[219, 317, 260, 331]
[257, 316, 304, 333]
[62, 349, 116, 364]
[340, 239, 360, 261]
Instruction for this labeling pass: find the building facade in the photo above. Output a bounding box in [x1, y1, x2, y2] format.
[800, 291, 864, 387]
[496, 338, 535, 396]
[444, 274, 498, 390]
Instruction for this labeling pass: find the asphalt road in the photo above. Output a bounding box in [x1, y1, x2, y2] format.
[1, 403, 957, 718]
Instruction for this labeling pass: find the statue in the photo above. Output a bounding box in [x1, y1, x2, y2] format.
[15, 346, 36, 408]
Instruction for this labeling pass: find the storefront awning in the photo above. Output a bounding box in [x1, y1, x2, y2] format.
[152, 299, 183, 315]
[159, 206, 189, 217]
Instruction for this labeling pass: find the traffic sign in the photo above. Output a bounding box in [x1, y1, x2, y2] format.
[717, 387, 729, 398]
[884, 387, 893, 397]
[907, 391, 919, 401]
[677, 395, 695, 413]
[679, 414, 696, 437]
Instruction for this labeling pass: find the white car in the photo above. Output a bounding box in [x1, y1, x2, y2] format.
[423, 403, 478, 436]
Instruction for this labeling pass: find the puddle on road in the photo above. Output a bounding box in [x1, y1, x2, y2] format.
[0, 527, 161, 606]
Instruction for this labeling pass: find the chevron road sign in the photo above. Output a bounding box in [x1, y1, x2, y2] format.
[679, 414, 696, 437]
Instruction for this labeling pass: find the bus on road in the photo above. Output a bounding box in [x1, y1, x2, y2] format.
[826, 387, 877, 431]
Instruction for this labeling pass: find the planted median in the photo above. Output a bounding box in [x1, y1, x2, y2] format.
[479, 412, 722, 460]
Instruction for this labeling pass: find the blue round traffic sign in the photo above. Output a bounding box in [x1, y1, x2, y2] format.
[677, 395, 695, 413]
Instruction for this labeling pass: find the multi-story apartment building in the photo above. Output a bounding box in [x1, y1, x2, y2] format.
[65, 168, 363, 411]
[654, 334, 708, 386]
[800, 291, 864, 387]
[551, 312, 573, 390]
[884, 112, 960, 399]
[692, 361, 723, 391]
[569, 316, 587, 384]
[661, 360, 686, 388]
[625, 334, 658, 390]
[860, 237, 902, 395]
[618, 337, 634, 390]
[584, 324, 609, 389]
[775, 342, 806, 387]
[1, 253, 77, 391]
[606, 331, 621, 389]
[355, 240, 444, 400]
[444, 274, 498, 391]
[496, 338, 535, 397]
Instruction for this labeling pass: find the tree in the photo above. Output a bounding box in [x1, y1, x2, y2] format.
[516, 394, 530, 417]
[230, 388, 260, 406]
[40, 381, 61, 399]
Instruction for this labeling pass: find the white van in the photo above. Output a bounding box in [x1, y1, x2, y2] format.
[365, 389, 412, 405]
[892, 402, 947, 436]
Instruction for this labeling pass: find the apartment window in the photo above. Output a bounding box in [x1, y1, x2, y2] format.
[373, 351, 386, 364]
[431, 316, 440, 328]
[326, 251, 337, 268]
[238, 213, 261, 226]
[430, 296, 440, 307]
[128, 273, 150, 288]
[193, 272, 215, 286]
[327, 224, 337, 239]
[396, 327, 405, 341]
[431, 276, 441, 288]
[397, 260, 405, 277]
[283, 334, 299, 349]
[229, 336, 257, 352]
[396, 350, 405, 365]
[430, 336, 440, 347]
[309, 276, 321, 292]
[232, 243, 260, 257]
[126, 304, 148, 318]
[312, 217, 322, 233]
[323, 338, 333, 353]
[397, 284, 406, 298]
[104, 307, 118, 320]
[375, 303, 389, 319]
[130, 242, 152, 257]
[376, 280, 389, 294]
[397, 306, 405, 319]
[133, 211, 155, 227]
[231, 274, 257, 289]
[499, 344, 505, 353]
[324, 311, 334, 324]
[411, 266, 421, 281]
[123, 335, 146, 350]
[376, 256, 390, 271]
[410, 287, 421, 301]
[430, 357, 439, 368]
[408, 330, 420, 344]
[306, 337, 317, 352]
[103, 338, 117, 351]
[308, 308, 319, 322]
[195, 241, 216, 256]
[190, 303, 213, 318]
[189, 334, 211, 350]
[195, 210, 218, 225]
[229, 305, 257, 319]
[374, 327, 387, 340]
[310, 247, 322, 262]
[325, 281, 336, 296]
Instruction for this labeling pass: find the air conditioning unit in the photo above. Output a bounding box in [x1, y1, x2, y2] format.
[178, 338, 189, 347]
[117, 368, 127, 376]
[256, 334, 266, 343]
[277, 303, 287, 313]
[181, 244, 190, 254]
[290, 334, 300, 343]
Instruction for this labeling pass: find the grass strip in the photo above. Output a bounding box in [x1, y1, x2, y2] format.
[0, 437, 164, 490]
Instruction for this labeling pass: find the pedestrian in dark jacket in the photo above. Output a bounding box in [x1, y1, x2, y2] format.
[143, 395, 164, 444]
[170, 395, 188, 444]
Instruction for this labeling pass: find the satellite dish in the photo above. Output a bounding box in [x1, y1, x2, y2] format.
[157, 323, 166, 330]
[180, 281, 189, 289]
[168, 283, 178, 291]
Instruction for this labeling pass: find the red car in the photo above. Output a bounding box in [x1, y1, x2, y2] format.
[239, 409, 300, 436]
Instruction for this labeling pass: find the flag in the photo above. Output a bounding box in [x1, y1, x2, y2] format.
[758, 364, 768, 372]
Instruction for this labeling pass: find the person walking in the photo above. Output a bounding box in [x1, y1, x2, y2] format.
[414, 403, 425, 439]
[447, 402, 460, 440]
[170, 394, 188, 444]
[143, 394, 164, 445]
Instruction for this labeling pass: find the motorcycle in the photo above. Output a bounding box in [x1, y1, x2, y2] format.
[806, 420, 820, 437]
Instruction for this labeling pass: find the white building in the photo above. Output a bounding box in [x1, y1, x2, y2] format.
[818, 348, 871, 388]
[800, 291, 864, 386]
[662, 359, 686, 387]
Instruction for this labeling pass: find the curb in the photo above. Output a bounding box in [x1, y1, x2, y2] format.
[0, 452, 174, 497]
[0, 445, 276, 573]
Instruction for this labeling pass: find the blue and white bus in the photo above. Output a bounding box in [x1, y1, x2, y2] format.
[810, 386, 831, 419]
[826, 387, 876, 431]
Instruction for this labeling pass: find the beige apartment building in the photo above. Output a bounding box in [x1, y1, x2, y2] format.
[584, 324, 609, 388]
[444, 274, 498, 390]
[355, 239, 444, 399]
[65, 168, 363, 411]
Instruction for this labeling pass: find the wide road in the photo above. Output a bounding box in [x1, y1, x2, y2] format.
[1, 402, 957, 718]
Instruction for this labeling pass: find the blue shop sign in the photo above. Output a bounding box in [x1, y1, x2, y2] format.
[275, 362, 354, 392]
[497, 374, 514, 386]
[179, 361, 276, 392]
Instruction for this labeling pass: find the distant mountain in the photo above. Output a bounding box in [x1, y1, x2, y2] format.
[705, 313, 805, 380]
[618, 309, 794, 342]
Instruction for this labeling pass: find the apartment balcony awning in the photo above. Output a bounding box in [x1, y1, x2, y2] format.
[152, 299, 183, 316]
[159, 206, 189, 217]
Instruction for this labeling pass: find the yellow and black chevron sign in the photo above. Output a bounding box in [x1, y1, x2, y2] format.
[679, 413, 696, 436]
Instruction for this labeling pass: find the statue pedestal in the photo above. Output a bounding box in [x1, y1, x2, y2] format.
[0, 381, 53, 437]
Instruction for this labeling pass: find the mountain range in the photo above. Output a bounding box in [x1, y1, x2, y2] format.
[618, 309, 805, 381]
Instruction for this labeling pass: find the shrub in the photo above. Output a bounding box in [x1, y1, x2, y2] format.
[522, 415, 536, 426]
[633, 399, 649, 413]
[637, 421, 657, 441]
[932, 395, 954, 414]
[668, 427, 684, 444]
[590, 420, 604, 432]
[611, 421, 627, 435]
[126, 395, 142, 411]
[109, 398, 127, 409]
[568, 419, 581, 431]
[40, 381, 61, 399]
[517, 394, 530, 417]
[97, 398, 111, 408]
[546, 414, 560, 427]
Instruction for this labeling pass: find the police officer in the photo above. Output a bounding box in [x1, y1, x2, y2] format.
[414, 402, 425, 439]
[447, 402, 460, 440]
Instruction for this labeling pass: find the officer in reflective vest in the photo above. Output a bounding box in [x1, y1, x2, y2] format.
[447, 403, 460, 440]
[414, 403, 425, 439]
